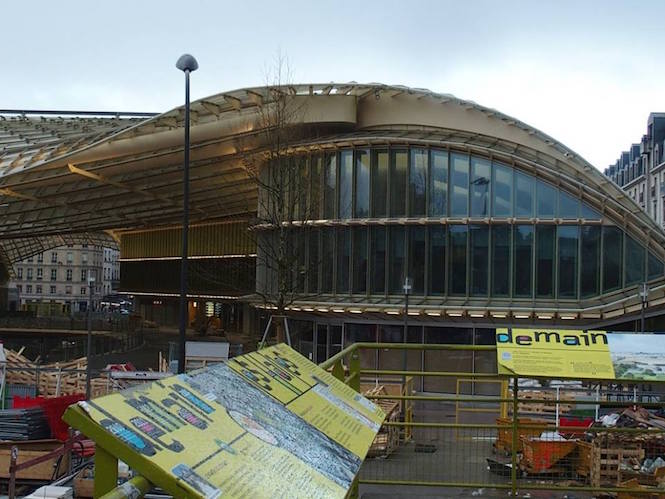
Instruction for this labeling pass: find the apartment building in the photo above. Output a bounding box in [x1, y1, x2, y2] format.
[11, 244, 119, 315]
[605, 113, 665, 227]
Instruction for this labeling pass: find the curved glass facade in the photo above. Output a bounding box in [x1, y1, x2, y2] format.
[260, 147, 665, 301]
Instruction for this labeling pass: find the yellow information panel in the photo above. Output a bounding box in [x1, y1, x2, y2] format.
[72, 344, 385, 499]
[496, 329, 665, 381]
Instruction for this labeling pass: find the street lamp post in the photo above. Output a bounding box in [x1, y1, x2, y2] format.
[176, 54, 198, 374]
[85, 275, 96, 399]
[640, 282, 648, 333]
[403, 277, 412, 385]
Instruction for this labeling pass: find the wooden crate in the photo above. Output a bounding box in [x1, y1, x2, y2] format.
[73, 466, 94, 498]
[590, 445, 645, 487]
[363, 385, 401, 458]
[0, 439, 70, 480]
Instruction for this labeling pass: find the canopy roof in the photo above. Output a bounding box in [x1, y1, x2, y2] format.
[0, 83, 662, 266]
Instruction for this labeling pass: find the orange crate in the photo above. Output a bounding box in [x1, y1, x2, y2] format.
[494, 417, 548, 454]
[520, 436, 577, 474]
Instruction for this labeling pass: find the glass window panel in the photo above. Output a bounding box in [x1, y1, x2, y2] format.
[338, 151, 353, 219]
[378, 325, 423, 390]
[321, 229, 335, 292]
[492, 162, 513, 217]
[513, 225, 533, 297]
[536, 225, 555, 298]
[390, 151, 407, 216]
[581, 226, 601, 297]
[515, 171, 535, 218]
[352, 227, 368, 293]
[558, 190, 580, 219]
[429, 150, 448, 217]
[492, 225, 510, 297]
[450, 153, 469, 216]
[536, 180, 556, 218]
[648, 251, 664, 281]
[370, 227, 386, 294]
[625, 234, 645, 286]
[323, 154, 336, 219]
[409, 227, 426, 295]
[409, 149, 427, 216]
[557, 225, 579, 299]
[345, 324, 377, 369]
[581, 202, 601, 220]
[309, 156, 322, 219]
[429, 226, 446, 295]
[354, 150, 370, 218]
[336, 227, 350, 293]
[602, 226, 623, 292]
[307, 229, 319, 293]
[372, 151, 388, 217]
[471, 157, 491, 217]
[389, 226, 406, 293]
[470, 225, 489, 295]
[449, 225, 468, 295]
[424, 327, 473, 393]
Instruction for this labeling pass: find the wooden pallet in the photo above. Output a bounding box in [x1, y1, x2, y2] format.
[590, 445, 645, 487]
[364, 385, 401, 458]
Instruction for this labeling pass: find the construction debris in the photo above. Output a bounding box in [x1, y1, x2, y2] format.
[0, 407, 50, 440]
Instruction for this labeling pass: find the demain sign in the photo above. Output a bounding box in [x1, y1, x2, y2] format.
[496, 329, 608, 348]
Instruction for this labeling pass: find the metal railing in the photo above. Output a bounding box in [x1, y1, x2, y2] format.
[320, 342, 665, 497]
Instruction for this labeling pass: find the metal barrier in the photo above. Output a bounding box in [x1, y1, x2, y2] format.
[320, 342, 665, 497]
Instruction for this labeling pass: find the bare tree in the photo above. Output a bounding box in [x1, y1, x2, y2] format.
[238, 57, 316, 344]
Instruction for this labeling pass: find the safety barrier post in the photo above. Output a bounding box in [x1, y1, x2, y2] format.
[95, 446, 119, 498]
[510, 377, 518, 496]
[349, 350, 360, 392]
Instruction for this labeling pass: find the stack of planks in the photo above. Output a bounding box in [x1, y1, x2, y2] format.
[5, 348, 109, 398]
[363, 385, 401, 458]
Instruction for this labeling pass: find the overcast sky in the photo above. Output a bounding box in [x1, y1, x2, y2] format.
[3, 0, 664, 170]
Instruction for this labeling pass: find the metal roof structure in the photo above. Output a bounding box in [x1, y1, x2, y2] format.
[0, 83, 662, 269]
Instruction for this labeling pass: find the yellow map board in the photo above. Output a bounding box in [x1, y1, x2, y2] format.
[65, 344, 384, 499]
[496, 328, 615, 379]
[227, 343, 384, 458]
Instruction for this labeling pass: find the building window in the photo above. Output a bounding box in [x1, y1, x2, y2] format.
[536, 180, 556, 218]
[17, 268, 22, 279]
[450, 153, 469, 217]
[557, 225, 579, 299]
[602, 226, 623, 293]
[470, 225, 489, 295]
[429, 226, 446, 295]
[81, 269, 87, 282]
[338, 150, 353, 219]
[26, 284, 32, 293]
[580, 226, 601, 298]
[37, 253, 43, 263]
[82, 253, 88, 263]
[408, 226, 426, 295]
[559, 191, 579, 219]
[370, 227, 386, 294]
[625, 234, 645, 286]
[51, 269, 57, 281]
[81, 287, 87, 295]
[492, 225, 511, 296]
[492, 162, 513, 217]
[36, 285, 42, 294]
[323, 154, 336, 219]
[409, 149, 427, 217]
[307, 230, 319, 294]
[51, 252, 57, 263]
[449, 225, 468, 295]
[27, 256, 33, 263]
[429, 150, 448, 217]
[536, 225, 555, 298]
[470, 157, 491, 217]
[389, 226, 406, 294]
[66, 252, 73, 264]
[390, 151, 408, 217]
[66, 269, 72, 281]
[27, 268, 33, 280]
[336, 227, 350, 293]
[354, 150, 370, 218]
[65, 286, 72, 295]
[352, 227, 368, 294]
[513, 225, 533, 297]
[17, 284, 22, 293]
[320, 229, 334, 293]
[371, 151, 388, 217]
[37, 268, 43, 280]
[50, 286, 56, 294]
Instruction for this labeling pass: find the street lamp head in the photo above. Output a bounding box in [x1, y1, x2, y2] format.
[176, 54, 199, 73]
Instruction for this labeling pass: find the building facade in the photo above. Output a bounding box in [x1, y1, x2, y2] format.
[1, 86, 665, 380]
[10, 244, 119, 314]
[604, 113, 665, 227]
